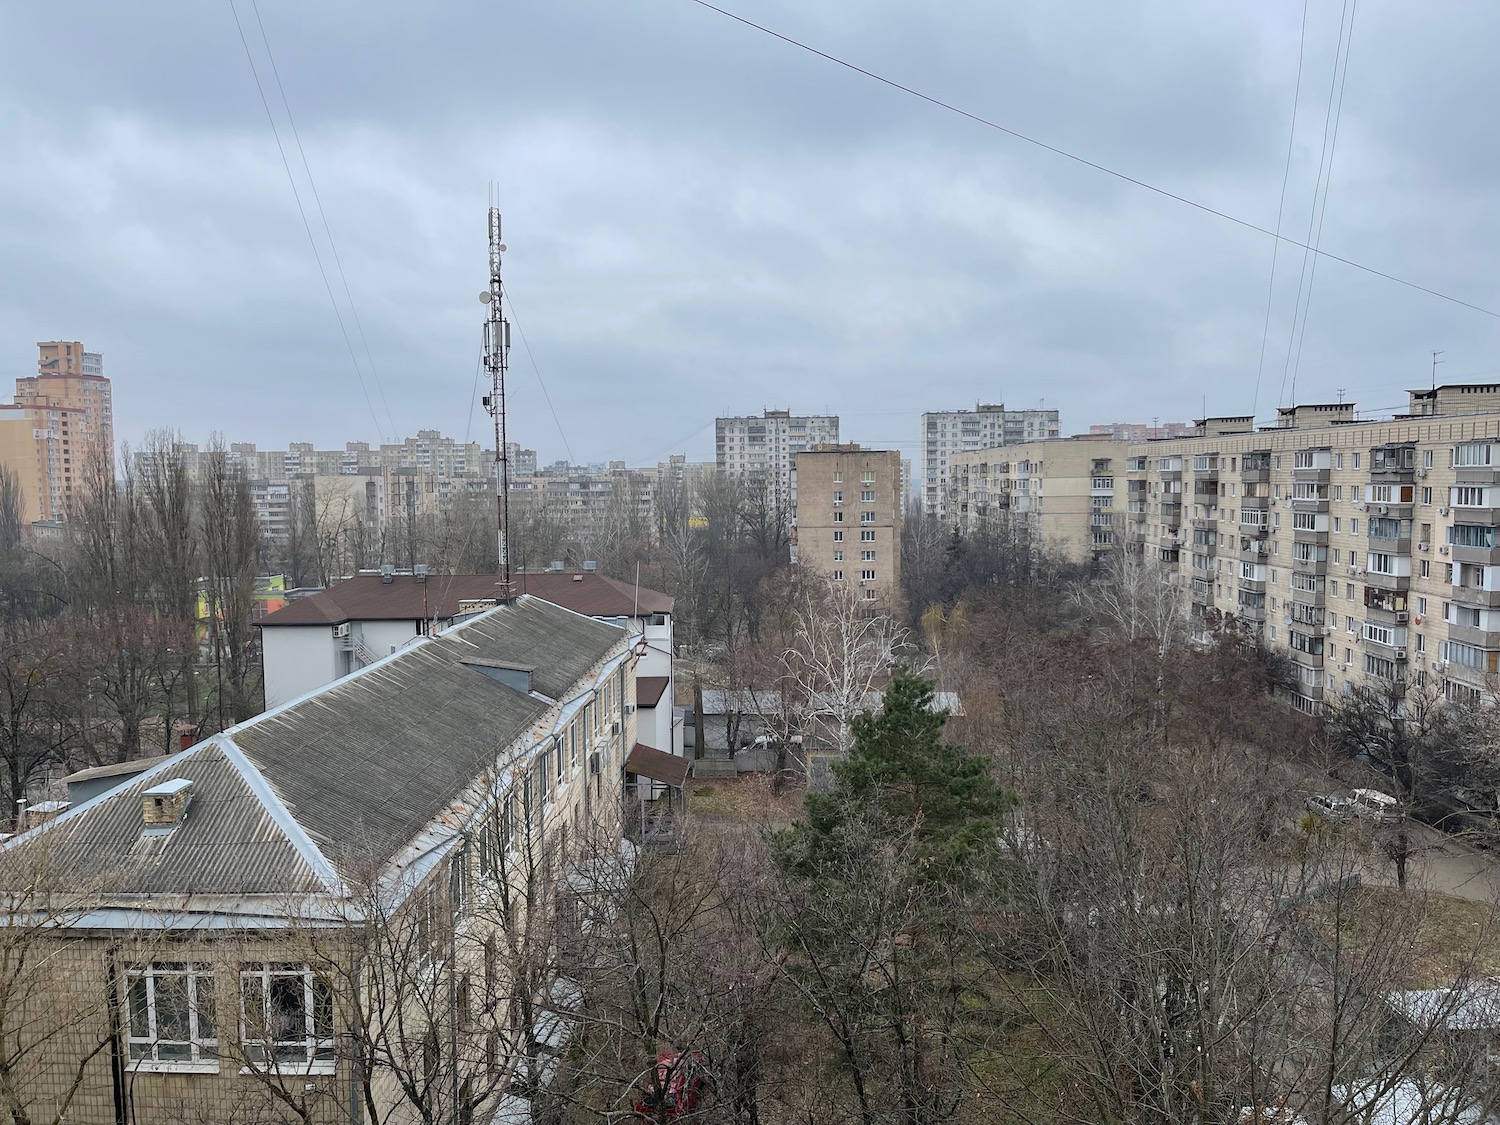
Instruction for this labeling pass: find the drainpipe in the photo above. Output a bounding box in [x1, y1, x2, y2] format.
[105, 952, 127, 1125]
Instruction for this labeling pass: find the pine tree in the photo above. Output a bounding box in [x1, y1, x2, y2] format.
[790, 670, 1010, 881]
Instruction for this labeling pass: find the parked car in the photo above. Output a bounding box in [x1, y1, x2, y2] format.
[634, 1051, 706, 1120]
[1305, 794, 1356, 821]
[1349, 787, 1403, 825]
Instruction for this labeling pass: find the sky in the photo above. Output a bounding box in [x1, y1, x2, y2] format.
[1, 0, 1497, 469]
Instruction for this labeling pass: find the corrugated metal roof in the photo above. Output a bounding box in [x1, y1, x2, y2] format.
[258, 571, 672, 627]
[30, 597, 626, 902]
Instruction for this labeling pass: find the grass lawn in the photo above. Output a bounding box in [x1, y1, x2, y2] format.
[1305, 887, 1500, 989]
[687, 776, 803, 827]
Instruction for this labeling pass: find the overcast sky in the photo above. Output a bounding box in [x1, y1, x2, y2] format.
[2, 1, 1497, 468]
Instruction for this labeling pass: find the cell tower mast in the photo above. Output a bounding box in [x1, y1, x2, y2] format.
[482, 200, 512, 595]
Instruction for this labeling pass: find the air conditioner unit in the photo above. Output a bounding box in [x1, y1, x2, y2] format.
[589, 751, 602, 775]
[610, 720, 621, 735]
[1440, 507, 1450, 516]
[1379, 505, 1390, 516]
[1418, 541, 1430, 552]
[1394, 612, 1408, 624]
[624, 703, 636, 714]
[1419, 468, 1430, 478]
[1440, 546, 1450, 555]
[333, 623, 351, 639]
[1394, 648, 1408, 661]
[1355, 502, 1365, 511]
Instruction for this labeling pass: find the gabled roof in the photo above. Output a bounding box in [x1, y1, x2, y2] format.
[636, 676, 670, 707]
[258, 571, 672, 627]
[29, 597, 627, 908]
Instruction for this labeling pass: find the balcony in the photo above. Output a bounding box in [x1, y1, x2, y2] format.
[1241, 453, 1272, 484]
[1291, 554, 1329, 576]
[1241, 494, 1271, 509]
[1292, 525, 1330, 544]
[1239, 538, 1270, 560]
[1288, 646, 1325, 670]
[1451, 544, 1500, 567]
[1238, 600, 1267, 623]
[1450, 583, 1500, 610]
[1238, 575, 1266, 594]
[1446, 622, 1500, 650]
[1362, 568, 1411, 592]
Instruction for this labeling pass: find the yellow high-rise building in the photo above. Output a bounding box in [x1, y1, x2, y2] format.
[0, 342, 114, 523]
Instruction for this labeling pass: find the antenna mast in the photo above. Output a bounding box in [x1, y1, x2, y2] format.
[483, 197, 513, 595]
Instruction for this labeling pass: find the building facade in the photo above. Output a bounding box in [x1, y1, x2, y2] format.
[920, 403, 1060, 518]
[716, 409, 839, 511]
[949, 434, 1127, 564]
[0, 342, 113, 523]
[793, 445, 904, 607]
[1, 596, 635, 1125]
[950, 386, 1500, 715]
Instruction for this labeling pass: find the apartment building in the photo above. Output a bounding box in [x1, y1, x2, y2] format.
[958, 386, 1500, 714]
[1088, 421, 1196, 441]
[1, 596, 635, 1125]
[920, 403, 1060, 518]
[949, 434, 1127, 563]
[793, 445, 904, 607]
[0, 342, 113, 523]
[716, 409, 839, 511]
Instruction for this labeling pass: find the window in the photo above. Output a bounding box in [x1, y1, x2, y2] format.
[833, 550, 844, 562]
[1420, 560, 1430, 579]
[832, 491, 843, 505]
[861, 550, 875, 561]
[1333, 517, 1341, 532]
[861, 470, 875, 484]
[1350, 519, 1359, 534]
[1422, 486, 1433, 505]
[1455, 486, 1485, 507]
[832, 570, 844, 581]
[833, 511, 843, 523]
[1334, 485, 1343, 501]
[833, 470, 843, 483]
[860, 511, 875, 523]
[1418, 597, 1428, 615]
[240, 964, 334, 1071]
[1335, 453, 1344, 469]
[1455, 443, 1494, 467]
[860, 570, 876, 581]
[833, 531, 843, 542]
[1352, 453, 1361, 469]
[127, 963, 217, 1068]
[1450, 524, 1497, 549]
[860, 530, 875, 542]
[1425, 449, 1435, 469]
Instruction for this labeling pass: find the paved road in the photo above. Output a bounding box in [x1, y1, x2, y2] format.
[1358, 820, 1500, 903]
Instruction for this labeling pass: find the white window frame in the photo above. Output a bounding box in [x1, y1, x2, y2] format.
[239, 963, 335, 1075]
[127, 962, 218, 1072]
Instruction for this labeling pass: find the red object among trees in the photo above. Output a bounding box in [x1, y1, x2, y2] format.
[634, 1051, 705, 1120]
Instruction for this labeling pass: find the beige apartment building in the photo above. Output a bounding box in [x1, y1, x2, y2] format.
[2, 597, 637, 1125]
[949, 384, 1500, 714]
[793, 445, 903, 607]
[0, 342, 113, 523]
[949, 434, 1128, 563]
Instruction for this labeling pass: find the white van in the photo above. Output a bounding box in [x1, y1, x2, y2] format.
[1349, 788, 1402, 825]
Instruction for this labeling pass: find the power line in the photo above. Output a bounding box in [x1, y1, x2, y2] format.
[500, 290, 575, 465]
[684, 0, 1500, 321]
[1287, 0, 1358, 404]
[250, 0, 398, 439]
[1278, 0, 1362, 411]
[1250, 0, 1310, 423]
[226, 0, 387, 440]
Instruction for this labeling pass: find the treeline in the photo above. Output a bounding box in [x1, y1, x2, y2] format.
[0, 433, 260, 817]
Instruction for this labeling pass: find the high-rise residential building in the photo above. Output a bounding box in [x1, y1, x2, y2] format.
[793, 445, 903, 608]
[920, 403, 1060, 519]
[946, 384, 1500, 716]
[949, 435, 1127, 563]
[0, 342, 114, 524]
[716, 409, 839, 511]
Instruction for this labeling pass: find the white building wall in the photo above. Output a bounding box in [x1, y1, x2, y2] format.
[261, 626, 341, 709]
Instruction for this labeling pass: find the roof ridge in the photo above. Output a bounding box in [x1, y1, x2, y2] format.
[217, 736, 346, 898]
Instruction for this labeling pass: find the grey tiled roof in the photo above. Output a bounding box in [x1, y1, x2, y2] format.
[32, 597, 625, 902]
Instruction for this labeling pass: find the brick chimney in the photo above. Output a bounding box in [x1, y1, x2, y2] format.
[142, 778, 193, 829]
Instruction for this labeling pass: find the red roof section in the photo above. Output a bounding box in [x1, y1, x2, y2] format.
[258, 571, 672, 627]
[636, 676, 670, 707]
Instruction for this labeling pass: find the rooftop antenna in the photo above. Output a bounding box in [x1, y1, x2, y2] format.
[1431, 349, 1444, 392]
[1336, 387, 1346, 404]
[482, 187, 513, 597]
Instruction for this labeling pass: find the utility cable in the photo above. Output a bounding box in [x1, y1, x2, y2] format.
[1250, 0, 1310, 423]
[1278, 0, 1354, 408]
[684, 0, 1500, 321]
[1288, 0, 1358, 404]
[227, 0, 386, 440]
[501, 290, 576, 466]
[250, 0, 399, 440]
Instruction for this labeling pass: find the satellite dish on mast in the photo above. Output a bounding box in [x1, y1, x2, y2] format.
[480, 291, 492, 304]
